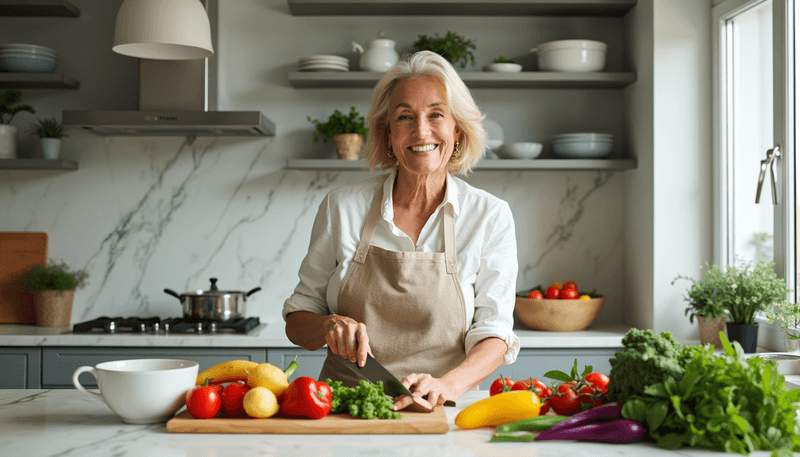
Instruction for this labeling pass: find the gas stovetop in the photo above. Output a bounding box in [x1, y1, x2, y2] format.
[71, 316, 261, 334]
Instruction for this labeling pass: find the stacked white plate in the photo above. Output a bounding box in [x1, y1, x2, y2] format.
[0, 43, 57, 73]
[298, 55, 349, 72]
[552, 133, 613, 158]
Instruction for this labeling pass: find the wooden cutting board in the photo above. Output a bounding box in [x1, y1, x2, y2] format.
[0, 232, 48, 323]
[166, 407, 449, 434]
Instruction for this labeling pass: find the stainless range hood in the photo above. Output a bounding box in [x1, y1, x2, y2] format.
[63, 0, 275, 137]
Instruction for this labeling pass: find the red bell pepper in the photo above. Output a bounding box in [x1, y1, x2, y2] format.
[279, 376, 332, 419]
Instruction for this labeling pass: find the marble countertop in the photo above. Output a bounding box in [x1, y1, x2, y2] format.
[2, 388, 791, 457]
[0, 322, 631, 348]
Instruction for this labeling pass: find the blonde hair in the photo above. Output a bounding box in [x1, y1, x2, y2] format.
[362, 51, 486, 175]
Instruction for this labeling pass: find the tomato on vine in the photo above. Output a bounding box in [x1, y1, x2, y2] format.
[489, 375, 514, 396]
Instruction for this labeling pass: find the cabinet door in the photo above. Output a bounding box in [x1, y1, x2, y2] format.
[479, 348, 620, 390]
[0, 347, 41, 389]
[42, 347, 267, 389]
[268, 348, 327, 381]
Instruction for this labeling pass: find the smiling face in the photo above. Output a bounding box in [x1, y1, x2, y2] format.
[387, 76, 461, 179]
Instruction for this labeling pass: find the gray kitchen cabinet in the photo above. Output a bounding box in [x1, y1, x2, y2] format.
[0, 347, 41, 389]
[41, 347, 267, 389]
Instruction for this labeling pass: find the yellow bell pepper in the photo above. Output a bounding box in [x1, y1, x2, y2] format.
[455, 391, 541, 429]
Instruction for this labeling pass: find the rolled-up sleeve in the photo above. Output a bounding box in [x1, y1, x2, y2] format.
[464, 202, 520, 364]
[282, 195, 336, 319]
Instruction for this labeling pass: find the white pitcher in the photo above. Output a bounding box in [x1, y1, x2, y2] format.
[351, 32, 399, 72]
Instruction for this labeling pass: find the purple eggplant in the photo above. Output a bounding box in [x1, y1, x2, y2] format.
[540, 401, 624, 435]
[534, 418, 646, 444]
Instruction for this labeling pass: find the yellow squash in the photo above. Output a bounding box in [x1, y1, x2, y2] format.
[455, 391, 541, 429]
[195, 360, 259, 385]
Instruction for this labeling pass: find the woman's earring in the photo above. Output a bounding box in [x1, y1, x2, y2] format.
[387, 142, 395, 158]
[452, 141, 461, 159]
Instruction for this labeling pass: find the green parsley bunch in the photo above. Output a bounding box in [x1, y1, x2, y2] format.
[326, 379, 402, 420]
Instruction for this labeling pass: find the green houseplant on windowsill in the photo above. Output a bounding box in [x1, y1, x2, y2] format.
[766, 302, 800, 351]
[21, 260, 89, 327]
[672, 264, 730, 348]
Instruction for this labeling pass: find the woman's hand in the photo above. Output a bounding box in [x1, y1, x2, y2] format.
[392, 373, 456, 411]
[325, 314, 371, 367]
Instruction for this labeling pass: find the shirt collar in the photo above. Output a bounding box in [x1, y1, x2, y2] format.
[380, 170, 460, 221]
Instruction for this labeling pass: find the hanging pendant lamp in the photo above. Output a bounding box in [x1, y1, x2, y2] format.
[112, 0, 214, 60]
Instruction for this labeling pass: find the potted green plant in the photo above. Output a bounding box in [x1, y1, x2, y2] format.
[307, 107, 368, 160]
[0, 89, 36, 159]
[484, 55, 523, 73]
[672, 263, 730, 348]
[766, 302, 800, 351]
[676, 258, 790, 353]
[29, 117, 68, 160]
[413, 31, 476, 68]
[21, 260, 89, 327]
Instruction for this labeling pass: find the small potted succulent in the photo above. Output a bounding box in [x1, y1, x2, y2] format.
[29, 117, 68, 160]
[484, 55, 523, 73]
[413, 31, 476, 69]
[0, 89, 36, 159]
[307, 107, 368, 160]
[21, 260, 89, 327]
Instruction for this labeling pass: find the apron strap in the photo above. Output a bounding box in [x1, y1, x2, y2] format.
[353, 176, 458, 276]
[354, 185, 384, 264]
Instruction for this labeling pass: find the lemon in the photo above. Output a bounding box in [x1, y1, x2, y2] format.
[246, 363, 289, 396]
[243, 387, 279, 418]
[578, 294, 591, 300]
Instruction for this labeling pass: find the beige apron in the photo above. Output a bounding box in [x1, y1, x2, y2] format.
[319, 180, 468, 386]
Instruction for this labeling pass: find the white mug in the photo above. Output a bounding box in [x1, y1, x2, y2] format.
[72, 359, 198, 424]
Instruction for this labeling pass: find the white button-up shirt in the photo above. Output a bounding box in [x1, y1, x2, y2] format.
[283, 170, 520, 365]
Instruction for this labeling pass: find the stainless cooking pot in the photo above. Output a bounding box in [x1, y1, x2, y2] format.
[164, 278, 261, 321]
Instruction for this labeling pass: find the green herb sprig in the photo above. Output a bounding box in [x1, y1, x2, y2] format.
[21, 261, 89, 292]
[326, 378, 401, 419]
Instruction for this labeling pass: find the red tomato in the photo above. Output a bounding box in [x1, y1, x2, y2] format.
[545, 286, 560, 299]
[578, 385, 604, 408]
[550, 383, 581, 415]
[584, 372, 610, 393]
[185, 380, 223, 406]
[526, 289, 544, 299]
[560, 288, 579, 299]
[540, 398, 551, 415]
[563, 281, 578, 290]
[186, 382, 222, 419]
[489, 376, 514, 396]
[221, 381, 250, 416]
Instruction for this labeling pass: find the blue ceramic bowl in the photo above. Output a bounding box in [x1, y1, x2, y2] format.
[0, 54, 56, 73]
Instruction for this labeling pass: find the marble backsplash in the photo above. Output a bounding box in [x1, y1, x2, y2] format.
[0, 134, 626, 328]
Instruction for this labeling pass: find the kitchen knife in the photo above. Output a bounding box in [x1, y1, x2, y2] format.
[340, 355, 456, 408]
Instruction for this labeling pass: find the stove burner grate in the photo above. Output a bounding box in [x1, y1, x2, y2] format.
[72, 316, 260, 334]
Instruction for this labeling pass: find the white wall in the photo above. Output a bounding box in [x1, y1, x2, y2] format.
[0, 0, 691, 336]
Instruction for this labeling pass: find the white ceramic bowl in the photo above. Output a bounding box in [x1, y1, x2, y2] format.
[552, 138, 613, 158]
[72, 359, 198, 424]
[484, 62, 523, 73]
[751, 353, 800, 375]
[0, 43, 56, 54]
[553, 132, 613, 142]
[497, 142, 543, 159]
[532, 39, 607, 72]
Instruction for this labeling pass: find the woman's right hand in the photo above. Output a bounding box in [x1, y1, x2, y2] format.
[325, 314, 371, 367]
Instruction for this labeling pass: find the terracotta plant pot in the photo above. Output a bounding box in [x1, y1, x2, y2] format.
[697, 315, 727, 348]
[333, 133, 363, 160]
[34, 289, 75, 327]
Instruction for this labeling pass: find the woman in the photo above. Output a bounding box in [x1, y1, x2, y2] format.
[283, 51, 519, 411]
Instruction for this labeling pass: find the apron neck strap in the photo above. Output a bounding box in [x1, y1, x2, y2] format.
[354, 176, 458, 275]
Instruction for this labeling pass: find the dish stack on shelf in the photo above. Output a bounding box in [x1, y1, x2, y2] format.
[297, 55, 349, 72]
[552, 133, 614, 158]
[0, 43, 57, 73]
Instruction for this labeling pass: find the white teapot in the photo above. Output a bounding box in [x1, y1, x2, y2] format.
[351, 32, 399, 72]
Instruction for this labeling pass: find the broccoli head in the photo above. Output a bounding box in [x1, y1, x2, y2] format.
[607, 328, 685, 403]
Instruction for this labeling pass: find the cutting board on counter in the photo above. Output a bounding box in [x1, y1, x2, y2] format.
[0, 232, 48, 323]
[166, 407, 449, 434]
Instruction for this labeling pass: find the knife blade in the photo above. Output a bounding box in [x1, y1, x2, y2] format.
[339, 355, 456, 407]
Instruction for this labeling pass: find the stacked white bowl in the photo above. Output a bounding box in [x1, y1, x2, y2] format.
[0, 43, 57, 73]
[552, 133, 613, 158]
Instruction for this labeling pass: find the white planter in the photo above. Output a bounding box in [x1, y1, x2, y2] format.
[40, 138, 61, 159]
[0, 125, 18, 159]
